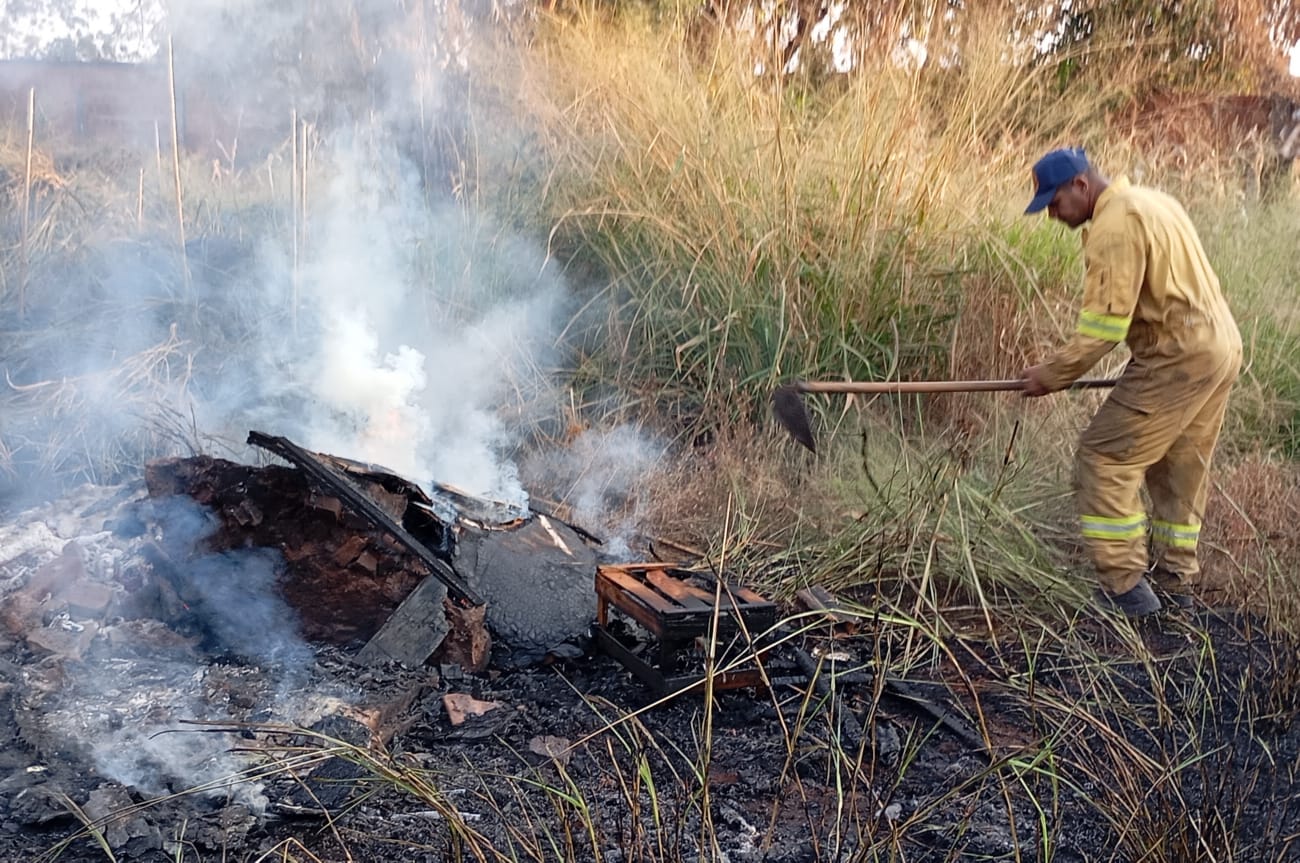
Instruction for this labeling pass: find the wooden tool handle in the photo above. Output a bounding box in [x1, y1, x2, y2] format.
[794, 378, 1117, 395]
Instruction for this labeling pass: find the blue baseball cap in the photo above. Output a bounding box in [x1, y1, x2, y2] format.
[1025, 147, 1090, 214]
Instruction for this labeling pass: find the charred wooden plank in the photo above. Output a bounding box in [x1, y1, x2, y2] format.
[882, 675, 988, 758]
[675, 567, 776, 611]
[595, 568, 678, 634]
[356, 575, 450, 667]
[247, 431, 482, 605]
[591, 626, 773, 697]
[727, 583, 773, 607]
[644, 568, 713, 610]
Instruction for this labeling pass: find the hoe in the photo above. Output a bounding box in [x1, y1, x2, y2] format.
[772, 376, 1118, 453]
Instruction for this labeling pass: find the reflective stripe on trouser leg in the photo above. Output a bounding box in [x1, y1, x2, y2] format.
[1081, 514, 1148, 541]
[1151, 520, 1199, 549]
[1074, 399, 1179, 596]
[1145, 356, 1238, 581]
[1078, 512, 1148, 595]
[1148, 520, 1200, 589]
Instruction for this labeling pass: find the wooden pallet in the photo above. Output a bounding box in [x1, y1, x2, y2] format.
[594, 564, 778, 696]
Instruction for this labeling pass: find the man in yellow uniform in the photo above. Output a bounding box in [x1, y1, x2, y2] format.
[1020, 148, 1242, 616]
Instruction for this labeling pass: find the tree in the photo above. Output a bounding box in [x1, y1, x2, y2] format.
[1034, 0, 1299, 96]
[0, 0, 165, 61]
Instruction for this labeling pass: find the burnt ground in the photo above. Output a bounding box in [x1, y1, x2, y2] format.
[2, 479, 1300, 862]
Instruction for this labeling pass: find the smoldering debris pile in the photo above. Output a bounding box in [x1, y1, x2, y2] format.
[0, 432, 604, 859]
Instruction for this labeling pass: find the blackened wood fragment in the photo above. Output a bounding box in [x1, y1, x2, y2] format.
[355, 575, 450, 667]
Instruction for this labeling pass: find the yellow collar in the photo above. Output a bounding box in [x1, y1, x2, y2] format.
[1092, 175, 1130, 222]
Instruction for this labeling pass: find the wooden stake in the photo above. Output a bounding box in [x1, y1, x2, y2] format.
[296, 117, 310, 331]
[19, 87, 34, 317]
[155, 120, 164, 195]
[299, 118, 309, 254]
[291, 109, 299, 333]
[167, 35, 191, 302]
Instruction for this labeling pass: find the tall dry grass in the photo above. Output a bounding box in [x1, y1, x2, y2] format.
[463, 1, 1300, 616]
[476, 4, 1114, 426]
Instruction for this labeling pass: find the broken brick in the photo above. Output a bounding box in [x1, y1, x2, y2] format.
[439, 600, 491, 673]
[331, 536, 369, 568]
[309, 495, 343, 519]
[443, 692, 503, 725]
[24, 542, 87, 602]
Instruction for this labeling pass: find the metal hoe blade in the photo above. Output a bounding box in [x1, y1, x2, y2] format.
[772, 385, 817, 453]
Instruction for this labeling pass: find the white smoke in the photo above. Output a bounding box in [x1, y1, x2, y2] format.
[287, 138, 564, 505]
[0, 0, 611, 811]
[0, 493, 345, 811]
[525, 425, 667, 559]
[89, 696, 273, 812]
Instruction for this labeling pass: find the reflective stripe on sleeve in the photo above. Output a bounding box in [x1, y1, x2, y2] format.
[1080, 513, 1147, 541]
[1076, 310, 1131, 342]
[1151, 520, 1199, 549]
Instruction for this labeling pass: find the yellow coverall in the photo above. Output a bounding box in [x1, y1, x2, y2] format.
[1036, 177, 1242, 596]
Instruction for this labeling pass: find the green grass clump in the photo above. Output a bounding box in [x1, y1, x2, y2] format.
[1197, 197, 1300, 456]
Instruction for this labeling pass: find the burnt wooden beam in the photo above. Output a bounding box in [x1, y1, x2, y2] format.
[247, 431, 482, 606]
[881, 675, 989, 759]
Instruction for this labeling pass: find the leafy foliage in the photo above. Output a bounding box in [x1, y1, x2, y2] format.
[1035, 0, 1298, 97]
[0, 0, 165, 61]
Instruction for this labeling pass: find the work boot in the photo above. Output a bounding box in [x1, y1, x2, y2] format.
[1147, 565, 1194, 610]
[1093, 577, 1162, 618]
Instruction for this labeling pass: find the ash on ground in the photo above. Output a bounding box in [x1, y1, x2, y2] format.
[2, 473, 1299, 862]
